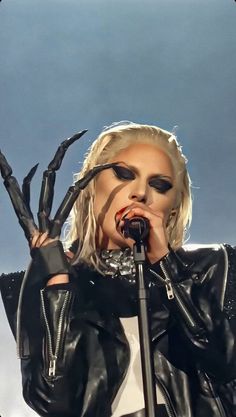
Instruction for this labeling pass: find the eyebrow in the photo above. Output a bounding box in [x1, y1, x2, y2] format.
[117, 162, 173, 182]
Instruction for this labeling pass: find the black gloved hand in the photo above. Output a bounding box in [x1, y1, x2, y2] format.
[0, 130, 118, 272]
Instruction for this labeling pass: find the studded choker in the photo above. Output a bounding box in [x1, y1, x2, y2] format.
[100, 248, 136, 277]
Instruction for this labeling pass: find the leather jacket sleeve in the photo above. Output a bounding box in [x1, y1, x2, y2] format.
[22, 283, 89, 417]
[149, 244, 236, 416]
[16, 242, 93, 416]
[0, 257, 85, 416]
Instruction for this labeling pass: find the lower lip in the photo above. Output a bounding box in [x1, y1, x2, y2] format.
[115, 206, 129, 222]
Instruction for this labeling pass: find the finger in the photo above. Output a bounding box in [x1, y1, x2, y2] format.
[0, 150, 12, 178]
[49, 162, 117, 238]
[123, 207, 164, 223]
[30, 231, 57, 249]
[0, 150, 38, 240]
[36, 232, 57, 247]
[22, 163, 39, 212]
[119, 207, 149, 226]
[30, 231, 42, 248]
[74, 162, 117, 190]
[48, 130, 88, 171]
[117, 208, 164, 243]
[38, 130, 88, 233]
[116, 206, 145, 228]
[34, 232, 49, 247]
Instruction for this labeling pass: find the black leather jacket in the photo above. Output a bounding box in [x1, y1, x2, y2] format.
[1, 243, 236, 417]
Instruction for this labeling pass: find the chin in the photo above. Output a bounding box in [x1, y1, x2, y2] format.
[100, 229, 132, 250]
[107, 235, 135, 250]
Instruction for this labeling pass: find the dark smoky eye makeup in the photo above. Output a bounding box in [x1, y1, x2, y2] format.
[112, 165, 136, 180]
[149, 178, 173, 193]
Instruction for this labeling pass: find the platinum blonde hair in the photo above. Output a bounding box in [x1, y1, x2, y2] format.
[65, 122, 192, 270]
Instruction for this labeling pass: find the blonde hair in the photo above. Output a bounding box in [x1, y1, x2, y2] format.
[65, 122, 192, 270]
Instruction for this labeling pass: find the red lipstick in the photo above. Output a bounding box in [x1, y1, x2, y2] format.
[116, 206, 129, 216]
[115, 206, 129, 224]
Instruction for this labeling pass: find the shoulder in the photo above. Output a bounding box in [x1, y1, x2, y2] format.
[182, 242, 226, 257]
[0, 270, 25, 298]
[177, 243, 236, 317]
[179, 243, 236, 275]
[0, 270, 25, 337]
[177, 243, 230, 270]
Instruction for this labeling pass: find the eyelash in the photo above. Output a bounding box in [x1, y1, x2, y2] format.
[149, 179, 173, 193]
[112, 165, 135, 180]
[112, 166, 173, 194]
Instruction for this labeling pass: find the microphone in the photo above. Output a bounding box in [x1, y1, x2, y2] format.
[121, 216, 150, 242]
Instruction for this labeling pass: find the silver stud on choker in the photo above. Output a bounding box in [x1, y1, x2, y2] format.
[100, 248, 136, 276]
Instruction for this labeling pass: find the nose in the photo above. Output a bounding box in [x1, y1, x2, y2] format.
[128, 180, 148, 204]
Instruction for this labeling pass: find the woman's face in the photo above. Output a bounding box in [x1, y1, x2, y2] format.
[93, 143, 178, 249]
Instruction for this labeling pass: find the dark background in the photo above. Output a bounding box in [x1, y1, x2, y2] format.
[0, 0, 236, 415]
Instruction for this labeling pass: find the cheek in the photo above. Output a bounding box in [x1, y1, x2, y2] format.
[93, 195, 101, 221]
[151, 190, 178, 221]
[153, 191, 176, 210]
[93, 181, 116, 224]
[93, 176, 108, 218]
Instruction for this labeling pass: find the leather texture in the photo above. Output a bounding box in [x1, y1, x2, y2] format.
[120, 404, 168, 417]
[1, 243, 236, 417]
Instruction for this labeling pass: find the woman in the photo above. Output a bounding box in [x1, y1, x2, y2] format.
[0, 121, 235, 417]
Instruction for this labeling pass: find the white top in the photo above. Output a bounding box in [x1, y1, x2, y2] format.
[111, 316, 165, 417]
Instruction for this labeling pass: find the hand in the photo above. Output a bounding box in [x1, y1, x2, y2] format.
[0, 131, 88, 245]
[117, 202, 169, 263]
[0, 131, 120, 284]
[0, 131, 118, 248]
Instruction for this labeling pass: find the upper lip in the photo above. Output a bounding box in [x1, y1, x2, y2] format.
[117, 206, 129, 216]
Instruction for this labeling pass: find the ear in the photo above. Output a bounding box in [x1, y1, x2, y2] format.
[166, 209, 177, 227]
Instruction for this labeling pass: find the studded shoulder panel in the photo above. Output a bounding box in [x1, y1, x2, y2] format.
[224, 244, 236, 320]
